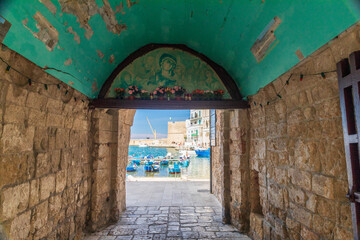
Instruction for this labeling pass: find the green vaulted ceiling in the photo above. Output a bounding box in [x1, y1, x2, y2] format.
[1, 0, 360, 98]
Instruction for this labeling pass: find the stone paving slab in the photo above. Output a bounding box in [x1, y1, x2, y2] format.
[85, 182, 251, 239]
[85, 206, 251, 240]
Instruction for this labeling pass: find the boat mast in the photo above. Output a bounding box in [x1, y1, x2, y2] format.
[146, 116, 157, 139]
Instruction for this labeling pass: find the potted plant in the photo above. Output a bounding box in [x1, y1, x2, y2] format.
[173, 86, 186, 100]
[127, 85, 140, 100]
[140, 90, 149, 100]
[165, 87, 175, 101]
[214, 89, 225, 100]
[192, 89, 204, 100]
[114, 88, 125, 99]
[153, 86, 166, 100]
[204, 90, 214, 100]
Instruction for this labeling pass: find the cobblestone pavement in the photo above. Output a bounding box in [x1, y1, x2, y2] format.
[85, 181, 251, 239]
[85, 206, 251, 240]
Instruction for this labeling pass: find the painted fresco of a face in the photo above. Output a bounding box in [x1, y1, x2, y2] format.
[161, 57, 176, 72]
[107, 48, 229, 98]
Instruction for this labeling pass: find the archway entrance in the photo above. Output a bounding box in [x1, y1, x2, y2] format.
[86, 44, 250, 238]
[86, 108, 251, 239]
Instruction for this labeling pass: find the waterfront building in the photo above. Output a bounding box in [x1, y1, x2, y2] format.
[129, 120, 186, 147]
[167, 121, 187, 145]
[186, 110, 210, 147]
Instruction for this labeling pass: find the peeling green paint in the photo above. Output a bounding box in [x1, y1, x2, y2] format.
[1, 0, 360, 98]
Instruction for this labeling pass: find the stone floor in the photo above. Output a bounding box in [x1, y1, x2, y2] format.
[85, 181, 251, 240]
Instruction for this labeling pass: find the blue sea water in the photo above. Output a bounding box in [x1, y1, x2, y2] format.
[127, 146, 210, 179]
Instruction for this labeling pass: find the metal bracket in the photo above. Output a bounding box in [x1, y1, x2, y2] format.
[346, 188, 356, 202]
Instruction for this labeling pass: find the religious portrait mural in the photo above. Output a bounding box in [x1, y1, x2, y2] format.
[106, 48, 230, 98]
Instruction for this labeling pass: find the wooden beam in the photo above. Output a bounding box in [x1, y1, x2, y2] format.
[98, 43, 242, 100]
[89, 99, 250, 109]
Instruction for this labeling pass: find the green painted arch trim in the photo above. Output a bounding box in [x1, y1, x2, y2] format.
[98, 43, 242, 100]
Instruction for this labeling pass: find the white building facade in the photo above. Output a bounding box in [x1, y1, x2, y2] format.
[186, 110, 210, 148]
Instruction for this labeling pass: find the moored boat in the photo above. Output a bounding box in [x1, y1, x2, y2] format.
[152, 165, 160, 172]
[144, 164, 152, 172]
[195, 148, 210, 157]
[126, 164, 137, 172]
[169, 162, 181, 174]
[180, 160, 190, 167]
[160, 159, 169, 165]
[131, 159, 141, 165]
[145, 162, 160, 172]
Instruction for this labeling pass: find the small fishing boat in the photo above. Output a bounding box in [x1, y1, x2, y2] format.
[160, 159, 169, 165]
[145, 162, 160, 172]
[126, 164, 137, 172]
[180, 160, 190, 167]
[179, 155, 190, 160]
[195, 148, 210, 157]
[152, 165, 160, 172]
[139, 143, 148, 147]
[169, 162, 181, 174]
[131, 159, 141, 165]
[144, 163, 152, 172]
[145, 160, 154, 165]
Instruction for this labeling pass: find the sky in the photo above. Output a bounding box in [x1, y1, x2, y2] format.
[130, 110, 190, 139]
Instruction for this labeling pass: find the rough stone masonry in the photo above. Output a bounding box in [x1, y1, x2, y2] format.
[0, 43, 135, 239]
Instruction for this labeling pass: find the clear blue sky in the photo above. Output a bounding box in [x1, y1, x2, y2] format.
[131, 110, 190, 139]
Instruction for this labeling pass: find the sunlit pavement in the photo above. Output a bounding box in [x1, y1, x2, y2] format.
[85, 181, 251, 240]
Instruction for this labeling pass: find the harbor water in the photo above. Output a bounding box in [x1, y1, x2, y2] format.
[127, 146, 210, 179]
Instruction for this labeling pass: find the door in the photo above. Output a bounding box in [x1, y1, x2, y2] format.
[337, 51, 360, 240]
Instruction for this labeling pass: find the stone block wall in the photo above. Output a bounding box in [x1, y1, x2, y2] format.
[228, 110, 250, 232]
[89, 109, 119, 231]
[0, 45, 92, 239]
[89, 109, 135, 231]
[246, 24, 360, 239]
[211, 109, 251, 232]
[0, 45, 135, 239]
